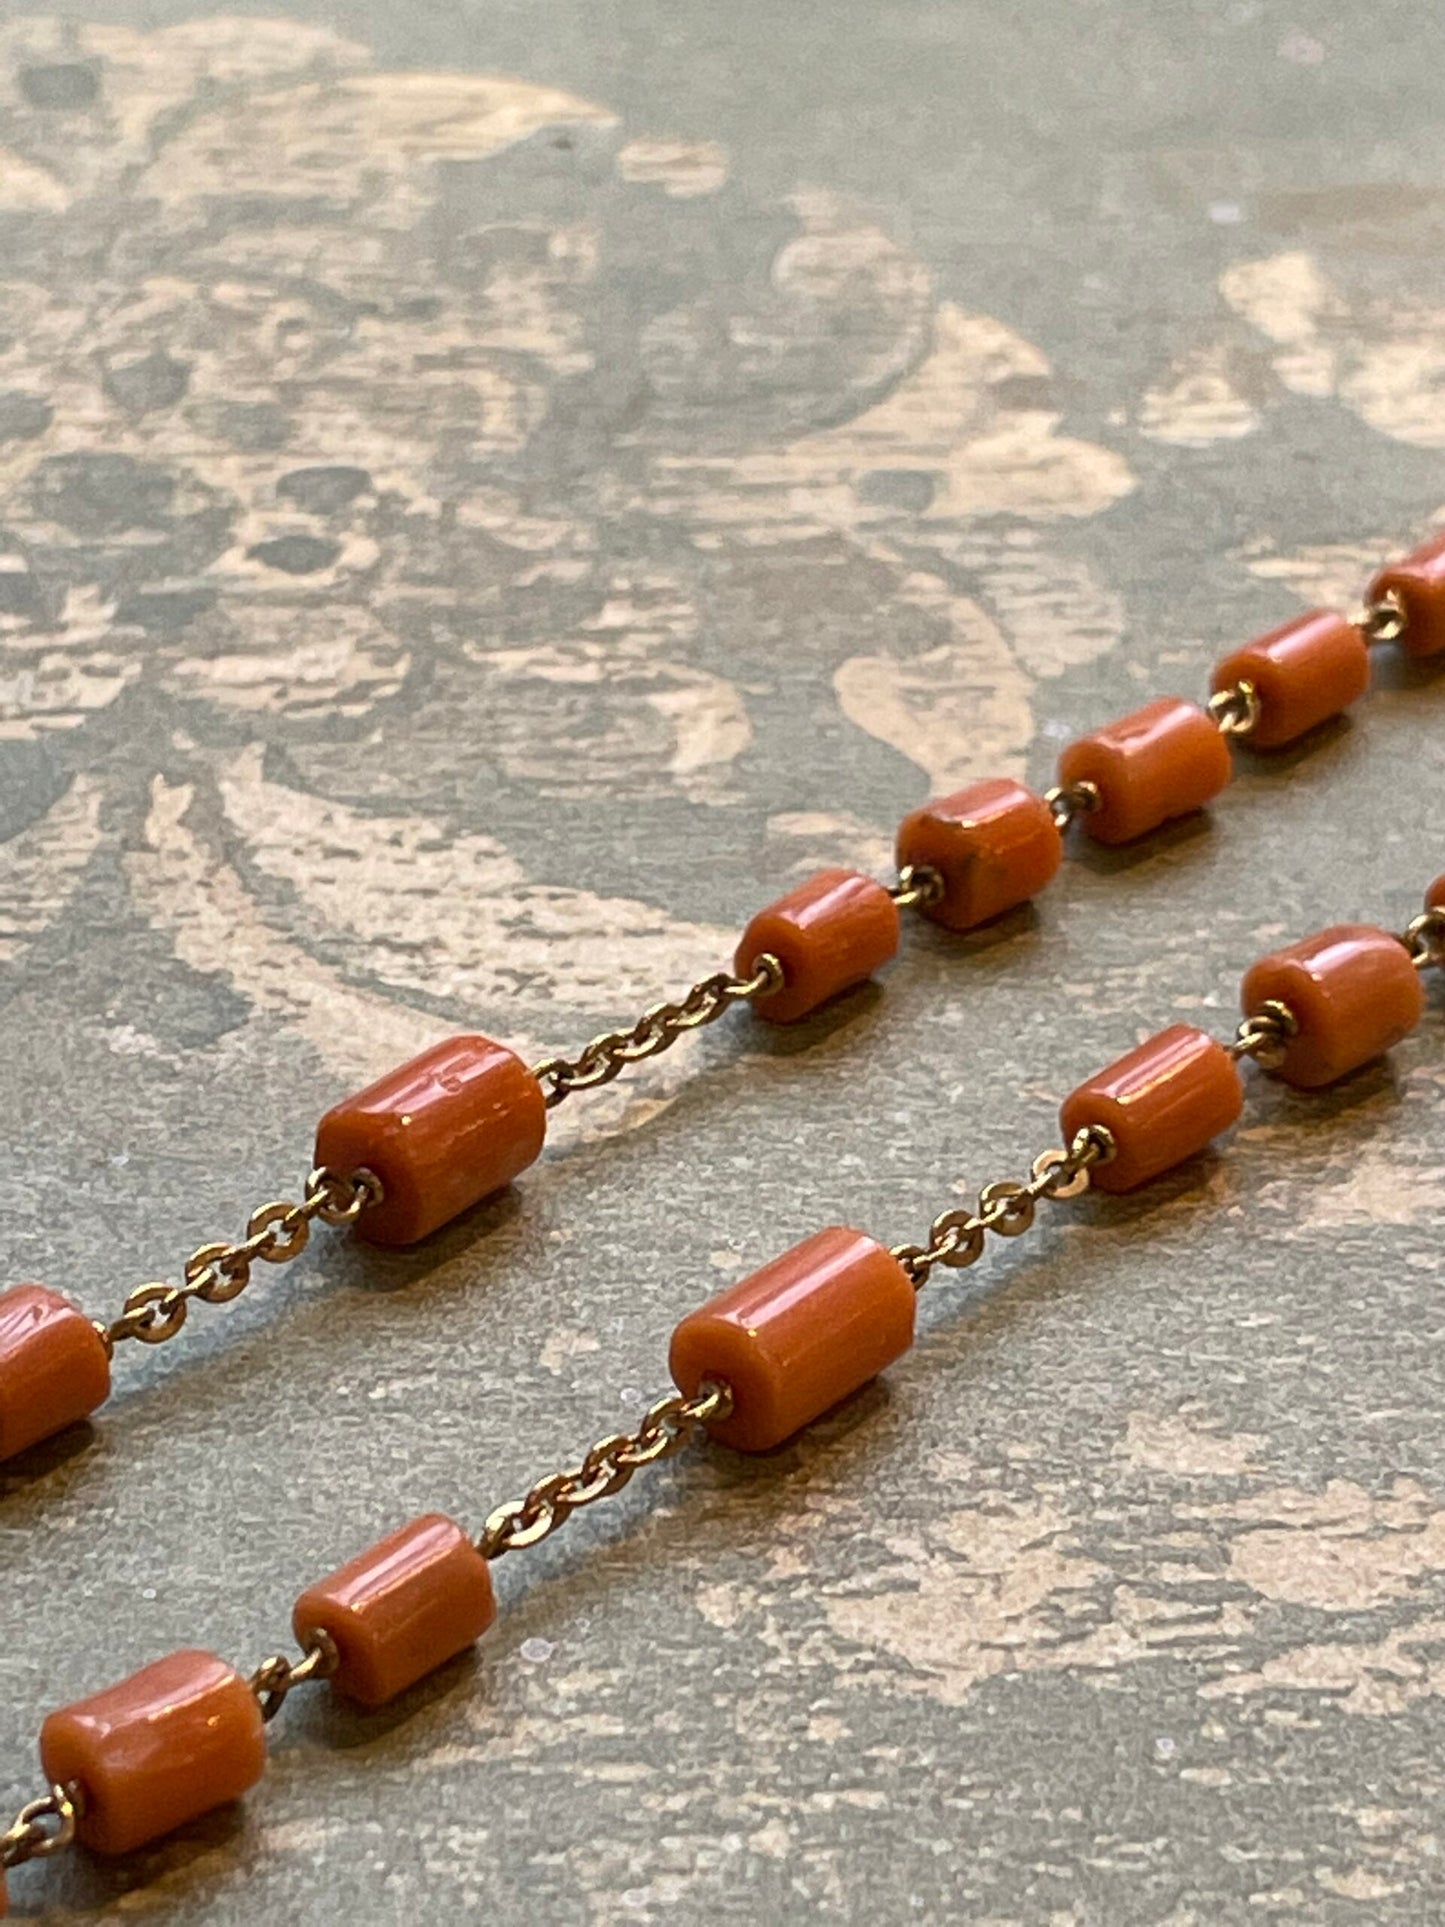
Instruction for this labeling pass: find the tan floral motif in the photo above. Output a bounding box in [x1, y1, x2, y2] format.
[0, 16, 1134, 1075]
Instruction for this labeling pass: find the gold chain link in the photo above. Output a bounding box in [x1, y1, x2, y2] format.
[1361, 592, 1408, 645]
[1227, 999, 1299, 1069]
[533, 958, 783, 1108]
[477, 1382, 733, 1560]
[891, 865, 945, 911]
[1403, 908, 1445, 972]
[1, 1784, 76, 1873]
[891, 1125, 1114, 1289]
[1044, 780, 1100, 832]
[101, 1165, 382, 1353]
[248, 1630, 339, 1723]
[1208, 679, 1261, 738]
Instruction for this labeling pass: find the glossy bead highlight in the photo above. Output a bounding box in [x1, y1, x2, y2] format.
[1211, 609, 1370, 749]
[294, 1513, 496, 1708]
[738, 870, 900, 1023]
[669, 1226, 915, 1451]
[1367, 529, 1445, 657]
[40, 1651, 266, 1857]
[1057, 697, 1233, 845]
[1241, 924, 1425, 1088]
[0, 1285, 111, 1463]
[895, 778, 1062, 931]
[1060, 1025, 1244, 1193]
[315, 1034, 547, 1245]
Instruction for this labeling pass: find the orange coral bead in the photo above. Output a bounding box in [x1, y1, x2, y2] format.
[1367, 529, 1445, 657]
[1241, 924, 1425, 1088]
[737, 870, 900, 1023]
[1060, 1025, 1244, 1194]
[669, 1226, 915, 1452]
[315, 1034, 546, 1246]
[0, 1285, 111, 1463]
[1057, 697, 1233, 845]
[895, 779, 1062, 932]
[294, 1513, 496, 1708]
[1211, 609, 1370, 749]
[40, 1651, 266, 1857]
[1428, 874, 1445, 914]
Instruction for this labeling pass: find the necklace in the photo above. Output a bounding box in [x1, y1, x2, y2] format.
[2, 531, 1442, 1471]
[2, 873, 1441, 1903]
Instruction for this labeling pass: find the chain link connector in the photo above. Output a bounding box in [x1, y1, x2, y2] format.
[476, 1382, 732, 1560]
[1360, 593, 1407, 645]
[1228, 999, 1299, 1069]
[1, 1783, 77, 1873]
[533, 958, 783, 1109]
[1207, 679, 1261, 739]
[1402, 908, 1445, 973]
[892, 1125, 1112, 1289]
[249, 1629, 339, 1723]
[891, 865, 945, 911]
[1044, 780, 1100, 832]
[105, 1166, 381, 1351]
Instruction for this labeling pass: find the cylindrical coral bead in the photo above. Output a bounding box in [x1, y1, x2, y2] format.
[738, 870, 900, 1024]
[0, 1285, 111, 1463]
[1241, 924, 1425, 1088]
[1211, 609, 1370, 749]
[40, 1651, 266, 1857]
[294, 1514, 497, 1708]
[315, 1034, 547, 1246]
[1060, 1025, 1244, 1194]
[1367, 529, 1445, 657]
[669, 1227, 915, 1452]
[1057, 697, 1233, 845]
[1427, 875, 1445, 914]
[895, 779, 1062, 932]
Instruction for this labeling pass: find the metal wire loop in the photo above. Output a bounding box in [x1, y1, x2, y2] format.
[1, 1784, 77, 1872]
[891, 865, 945, 911]
[1228, 999, 1299, 1070]
[1403, 908, 1445, 973]
[1361, 593, 1407, 645]
[249, 1631, 339, 1722]
[1044, 780, 1100, 832]
[1207, 679, 1261, 738]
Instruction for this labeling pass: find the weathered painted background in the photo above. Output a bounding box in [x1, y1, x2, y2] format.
[1, 3, 1443, 1921]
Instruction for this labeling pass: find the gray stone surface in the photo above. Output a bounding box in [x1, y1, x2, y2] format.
[1, 3, 1444, 1921]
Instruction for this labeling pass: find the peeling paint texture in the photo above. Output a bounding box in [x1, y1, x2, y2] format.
[1, 5, 1444, 1924]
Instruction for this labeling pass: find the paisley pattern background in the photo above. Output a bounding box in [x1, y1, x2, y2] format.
[1, 6, 1444, 1922]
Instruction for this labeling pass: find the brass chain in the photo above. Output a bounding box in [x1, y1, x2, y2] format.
[249, 1630, 339, 1723]
[1361, 592, 1408, 645]
[891, 1125, 1114, 1289]
[1044, 780, 1100, 832]
[533, 957, 784, 1108]
[1228, 1000, 1299, 1069]
[101, 1165, 382, 1353]
[1, 1784, 76, 1874]
[1403, 908, 1445, 972]
[477, 1382, 733, 1560]
[891, 865, 945, 911]
[1208, 679, 1262, 738]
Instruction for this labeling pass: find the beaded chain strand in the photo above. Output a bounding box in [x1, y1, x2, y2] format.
[3, 531, 1444, 1470]
[3, 876, 1442, 1911]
